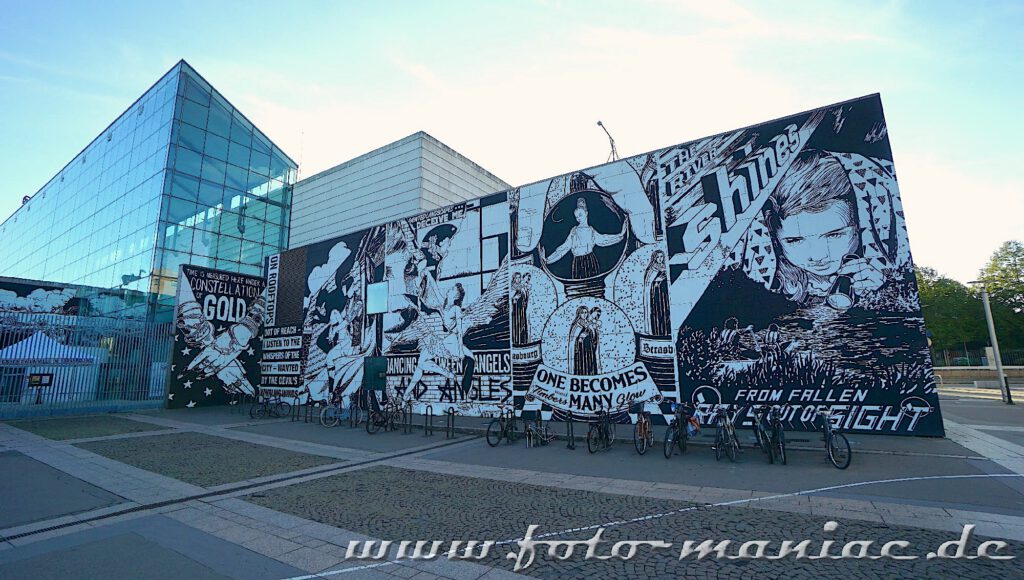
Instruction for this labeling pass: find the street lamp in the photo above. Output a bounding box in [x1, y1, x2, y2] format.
[968, 280, 1014, 405]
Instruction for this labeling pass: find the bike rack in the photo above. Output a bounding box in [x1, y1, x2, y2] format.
[565, 412, 576, 450]
[424, 404, 434, 437]
[446, 408, 457, 439]
[403, 401, 413, 434]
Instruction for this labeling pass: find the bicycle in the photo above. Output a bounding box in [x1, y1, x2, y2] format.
[768, 405, 787, 465]
[348, 389, 364, 428]
[662, 401, 696, 459]
[319, 391, 346, 428]
[525, 412, 556, 448]
[587, 409, 616, 453]
[751, 405, 776, 464]
[633, 408, 654, 455]
[712, 404, 744, 462]
[249, 395, 292, 419]
[366, 395, 403, 434]
[486, 406, 518, 446]
[817, 408, 851, 469]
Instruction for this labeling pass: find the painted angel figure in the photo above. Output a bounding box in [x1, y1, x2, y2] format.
[387, 259, 509, 402]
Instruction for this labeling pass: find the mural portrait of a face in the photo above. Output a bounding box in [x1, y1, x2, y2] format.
[539, 191, 629, 282]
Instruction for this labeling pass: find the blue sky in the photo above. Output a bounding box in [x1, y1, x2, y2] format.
[1, 0, 1021, 282]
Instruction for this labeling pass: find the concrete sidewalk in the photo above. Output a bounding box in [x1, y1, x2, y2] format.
[0, 394, 1021, 578]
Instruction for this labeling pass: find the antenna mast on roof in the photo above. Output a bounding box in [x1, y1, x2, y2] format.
[596, 120, 619, 163]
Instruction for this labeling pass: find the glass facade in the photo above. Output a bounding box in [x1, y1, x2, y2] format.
[0, 69, 177, 314]
[0, 60, 296, 321]
[153, 63, 296, 321]
[0, 61, 296, 413]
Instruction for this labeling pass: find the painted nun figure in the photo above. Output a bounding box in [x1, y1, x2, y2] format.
[568, 306, 602, 375]
[644, 249, 671, 336]
[511, 272, 531, 346]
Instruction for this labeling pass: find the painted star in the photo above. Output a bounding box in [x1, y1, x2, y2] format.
[168, 393, 174, 400]
[203, 387, 213, 397]
[183, 380, 193, 389]
[186, 400, 196, 408]
[245, 347, 255, 357]
[181, 346, 192, 356]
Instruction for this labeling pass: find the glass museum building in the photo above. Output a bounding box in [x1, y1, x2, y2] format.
[0, 61, 297, 415]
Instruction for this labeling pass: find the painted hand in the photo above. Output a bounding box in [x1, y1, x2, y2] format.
[837, 258, 885, 295]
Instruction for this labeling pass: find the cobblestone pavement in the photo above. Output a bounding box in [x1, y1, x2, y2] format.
[76, 432, 340, 487]
[4, 415, 170, 440]
[247, 465, 1024, 578]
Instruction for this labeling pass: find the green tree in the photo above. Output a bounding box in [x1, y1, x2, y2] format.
[978, 240, 1024, 312]
[915, 266, 986, 351]
[915, 265, 1024, 356]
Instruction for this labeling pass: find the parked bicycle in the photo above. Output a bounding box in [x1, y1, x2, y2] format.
[348, 389, 365, 428]
[712, 404, 745, 462]
[633, 407, 654, 455]
[768, 405, 787, 465]
[587, 409, 616, 453]
[662, 401, 696, 459]
[751, 405, 777, 464]
[486, 406, 518, 446]
[817, 408, 851, 469]
[249, 395, 292, 420]
[525, 412, 556, 448]
[366, 394, 404, 434]
[319, 391, 346, 428]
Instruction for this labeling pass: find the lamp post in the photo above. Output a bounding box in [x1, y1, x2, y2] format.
[969, 280, 1014, 405]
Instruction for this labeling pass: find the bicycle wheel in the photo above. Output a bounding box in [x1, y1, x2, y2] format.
[765, 429, 775, 465]
[726, 428, 738, 462]
[663, 426, 676, 459]
[486, 418, 503, 447]
[249, 402, 262, 419]
[828, 432, 851, 469]
[634, 422, 649, 455]
[774, 427, 787, 465]
[714, 426, 725, 461]
[366, 411, 383, 434]
[320, 406, 340, 428]
[348, 403, 361, 428]
[274, 401, 291, 419]
[587, 425, 600, 454]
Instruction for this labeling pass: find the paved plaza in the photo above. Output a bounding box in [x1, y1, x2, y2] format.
[1, 386, 1023, 578]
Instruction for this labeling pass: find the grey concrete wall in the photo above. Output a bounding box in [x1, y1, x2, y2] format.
[288, 132, 508, 248]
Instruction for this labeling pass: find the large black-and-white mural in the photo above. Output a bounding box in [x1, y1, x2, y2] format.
[383, 194, 511, 415]
[170, 265, 267, 409]
[257, 94, 942, 435]
[661, 96, 940, 435]
[510, 160, 678, 425]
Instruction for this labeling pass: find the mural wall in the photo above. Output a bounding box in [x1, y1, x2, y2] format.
[260, 94, 943, 435]
[170, 265, 266, 409]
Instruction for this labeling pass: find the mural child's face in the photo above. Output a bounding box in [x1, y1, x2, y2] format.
[777, 200, 858, 277]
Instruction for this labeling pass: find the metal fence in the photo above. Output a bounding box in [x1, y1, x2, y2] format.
[931, 348, 1024, 367]
[0, 311, 172, 419]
